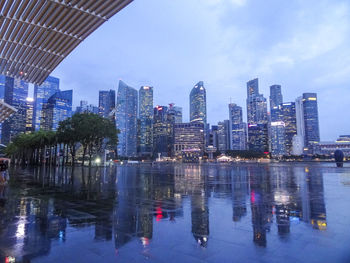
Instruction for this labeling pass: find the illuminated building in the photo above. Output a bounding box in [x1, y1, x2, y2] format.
[33, 76, 60, 131]
[168, 105, 183, 123]
[295, 96, 305, 147]
[302, 93, 320, 148]
[281, 102, 297, 155]
[229, 103, 247, 150]
[75, 100, 99, 114]
[116, 81, 138, 157]
[246, 79, 268, 152]
[190, 81, 207, 145]
[209, 125, 218, 148]
[217, 120, 230, 152]
[139, 86, 154, 157]
[311, 135, 350, 156]
[41, 90, 73, 131]
[98, 90, 115, 119]
[173, 123, 205, 158]
[25, 98, 34, 133]
[153, 105, 173, 158]
[269, 85, 285, 156]
[1, 76, 28, 144]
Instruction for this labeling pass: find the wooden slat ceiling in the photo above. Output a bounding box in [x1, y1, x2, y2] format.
[0, 0, 132, 85]
[0, 99, 16, 123]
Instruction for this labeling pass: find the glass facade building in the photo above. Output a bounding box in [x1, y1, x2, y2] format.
[190, 81, 207, 124]
[173, 122, 205, 157]
[33, 76, 60, 131]
[98, 89, 116, 119]
[168, 104, 182, 124]
[247, 123, 269, 152]
[282, 102, 297, 155]
[139, 86, 154, 157]
[116, 80, 138, 157]
[1, 76, 28, 144]
[41, 90, 73, 131]
[229, 103, 246, 150]
[302, 93, 320, 148]
[75, 100, 99, 114]
[217, 120, 230, 152]
[153, 106, 173, 158]
[25, 98, 34, 133]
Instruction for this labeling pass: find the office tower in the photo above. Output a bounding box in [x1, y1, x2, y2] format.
[25, 98, 34, 133]
[229, 103, 246, 150]
[246, 79, 268, 152]
[75, 100, 99, 114]
[139, 86, 154, 157]
[293, 96, 305, 154]
[281, 102, 297, 155]
[168, 104, 182, 123]
[153, 106, 174, 157]
[173, 123, 205, 157]
[302, 93, 320, 148]
[217, 121, 229, 152]
[98, 89, 116, 119]
[209, 125, 218, 148]
[41, 90, 73, 131]
[269, 85, 285, 156]
[190, 81, 207, 124]
[1, 76, 28, 144]
[116, 80, 138, 157]
[33, 76, 60, 131]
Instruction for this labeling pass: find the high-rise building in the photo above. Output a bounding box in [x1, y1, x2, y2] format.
[302, 93, 320, 148]
[168, 104, 182, 123]
[246, 79, 268, 152]
[98, 89, 116, 119]
[153, 105, 173, 157]
[139, 86, 153, 157]
[209, 125, 218, 148]
[25, 98, 34, 133]
[173, 122, 205, 157]
[75, 100, 99, 114]
[33, 76, 60, 131]
[190, 81, 207, 125]
[1, 76, 28, 144]
[41, 90, 73, 131]
[281, 102, 297, 155]
[229, 103, 246, 150]
[116, 80, 138, 157]
[217, 121, 230, 152]
[293, 96, 305, 155]
[269, 85, 285, 156]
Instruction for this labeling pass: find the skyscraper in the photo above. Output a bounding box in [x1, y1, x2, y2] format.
[302, 93, 320, 148]
[25, 98, 34, 133]
[229, 103, 246, 150]
[190, 81, 207, 124]
[153, 105, 173, 157]
[98, 89, 116, 119]
[168, 104, 182, 123]
[246, 78, 268, 152]
[41, 90, 73, 131]
[293, 96, 305, 154]
[75, 100, 99, 114]
[269, 85, 285, 156]
[1, 76, 28, 144]
[139, 86, 153, 157]
[116, 80, 138, 157]
[33, 76, 60, 131]
[217, 121, 230, 152]
[281, 102, 297, 155]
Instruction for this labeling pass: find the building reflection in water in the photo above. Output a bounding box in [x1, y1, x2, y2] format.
[0, 163, 329, 261]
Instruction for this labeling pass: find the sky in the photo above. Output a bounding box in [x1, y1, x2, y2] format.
[31, 0, 350, 141]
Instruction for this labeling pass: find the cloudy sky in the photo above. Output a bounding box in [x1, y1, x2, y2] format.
[39, 0, 350, 141]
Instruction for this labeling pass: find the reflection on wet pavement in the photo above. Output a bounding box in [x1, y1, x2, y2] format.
[0, 163, 350, 262]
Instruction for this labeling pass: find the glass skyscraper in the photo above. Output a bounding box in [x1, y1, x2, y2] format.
[269, 84, 285, 156]
[281, 102, 297, 155]
[168, 104, 182, 123]
[229, 103, 246, 150]
[116, 80, 138, 157]
[153, 105, 174, 158]
[1, 76, 28, 144]
[33, 76, 60, 131]
[139, 86, 153, 157]
[98, 89, 115, 119]
[41, 90, 73, 131]
[75, 100, 99, 114]
[246, 78, 268, 152]
[190, 81, 207, 124]
[302, 93, 320, 148]
[25, 98, 34, 133]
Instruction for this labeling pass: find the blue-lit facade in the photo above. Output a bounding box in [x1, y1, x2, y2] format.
[269, 84, 285, 156]
[98, 89, 115, 119]
[190, 81, 207, 124]
[246, 78, 268, 152]
[153, 106, 174, 157]
[33, 76, 60, 131]
[139, 86, 153, 157]
[75, 100, 99, 114]
[303, 93, 320, 148]
[229, 103, 246, 150]
[282, 102, 297, 155]
[41, 90, 73, 131]
[1, 76, 28, 144]
[116, 81, 138, 157]
[168, 104, 182, 123]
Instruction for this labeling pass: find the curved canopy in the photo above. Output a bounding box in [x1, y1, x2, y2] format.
[0, 0, 132, 85]
[0, 99, 16, 123]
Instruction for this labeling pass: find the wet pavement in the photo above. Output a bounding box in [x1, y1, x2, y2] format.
[0, 163, 350, 262]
